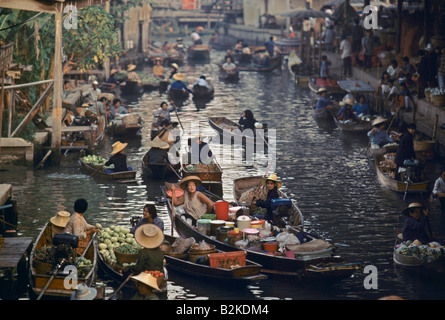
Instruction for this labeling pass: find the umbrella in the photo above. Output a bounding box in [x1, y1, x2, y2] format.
[278, 8, 332, 19]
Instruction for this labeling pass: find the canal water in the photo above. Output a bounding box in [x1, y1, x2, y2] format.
[1, 42, 445, 301]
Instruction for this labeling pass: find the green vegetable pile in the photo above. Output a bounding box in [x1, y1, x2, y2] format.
[96, 223, 141, 269]
[83, 155, 107, 166]
[396, 241, 444, 263]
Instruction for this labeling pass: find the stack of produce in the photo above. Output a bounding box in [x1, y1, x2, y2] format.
[82, 155, 114, 169]
[96, 223, 142, 270]
[396, 240, 444, 263]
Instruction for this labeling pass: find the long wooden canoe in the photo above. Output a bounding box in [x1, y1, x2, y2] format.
[374, 154, 429, 193]
[192, 83, 214, 101]
[78, 158, 136, 181]
[187, 45, 210, 61]
[219, 67, 240, 81]
[29, 222, 97, 298]
[163, 235, 267, 285]
[308, 78, 347, 99]
[207, 117, 269, 148]
[161, 182, 360, 280]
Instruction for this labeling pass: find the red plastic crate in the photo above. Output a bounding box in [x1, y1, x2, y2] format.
[208, 251, 246, 269]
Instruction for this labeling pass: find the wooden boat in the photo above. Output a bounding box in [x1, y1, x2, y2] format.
[207, 117, 268, 148]
[161, 180, 360, 280]
[120, 81, 143, 96]
[141, 151, 181, 180]
[219, 66, 240, 81]
[181, 162, 222, 184]
[78, 158, 137, 182]
[374, 154, 430, 193]
[237, 55, 281, 72]
[393, 230, 445, 282]
[313, 106, 334, 120]
[308, 78, 347, 100]
[187, 45, 210, 61]
[106, 114, 142, 138]
[163, 235, 267, 285]
[330, 111, 374, 132]
[29, 222, 97, 298]
[167, 88, 190, 101]
[192, 83, 214, 101]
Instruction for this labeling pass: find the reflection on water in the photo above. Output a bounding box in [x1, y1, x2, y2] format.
[2, 46, 445, 300]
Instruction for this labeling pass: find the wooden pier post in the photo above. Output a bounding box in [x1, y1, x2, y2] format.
[51, 7, 63, 165]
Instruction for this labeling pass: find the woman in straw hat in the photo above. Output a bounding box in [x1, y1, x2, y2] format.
[123, 224, 165, 278]
[168, 63, 179, 80]
[126, 64, 140, 82]
[252, 173, 282, 222]
[171, 176, 214, 223]
[104, 141, 132, 173]
[50, 211, 71, 237]
[367, 117, 394, 151]
[131, 272, 161, 300]
[144, 136, 171, 171]
[336, 98, 356, 121]
[401, 202, 431, 245]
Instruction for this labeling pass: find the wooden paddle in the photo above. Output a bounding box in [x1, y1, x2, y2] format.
[108, 272, 133, 300]
[169, 99, 184, 131]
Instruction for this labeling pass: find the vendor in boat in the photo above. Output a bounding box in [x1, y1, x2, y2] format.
[432, 169, 445, 219]
[155, 119, 177, 145]
[233, 40, 243, 53]
[352, 95, 371, 116]
[49, 211, 71, 237]
[64, 198, 98, 240]
[168, 63, 179, 80]
[252, 173, 282, 223]
[155, 101, 175, 124]
[82, 80, 101, 104]
[144, 136, 172, 170]
[153, 58, 165, 78]
[85, 96, 107, 123]
[169, 73, 192, 94]
[221, 56, 237, 74]
[122, 224, 165, 283]
[336, 98, 356, 121]
[402, 202, 431, 245]
[239, 109, 257, 132]
[189, 134, 213, 164]
[171, 176, 215, 225]
[108, 98, 130, 120]
[131, 272, 161, 300]
[191, 28, 203, 45]
[126, 64, 141, 82]
[193, 75, 211, 91]
[104, 141, 133, 173]
[315, 87, 335, 111]
[105, 69, 120, 88]
[394, 123, 417, 177]
[367, 117, 394, 149]
[130, 204, 165, 234]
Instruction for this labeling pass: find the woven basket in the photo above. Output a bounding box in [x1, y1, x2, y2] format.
[432, 94, 445, 107]
[114, 248, 138, 265]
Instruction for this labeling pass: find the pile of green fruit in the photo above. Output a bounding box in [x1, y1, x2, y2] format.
[83, 155, 107, 166]
[96, 223, 142, 270]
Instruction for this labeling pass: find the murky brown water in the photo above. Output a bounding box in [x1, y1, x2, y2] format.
[2, 40, 445, 300]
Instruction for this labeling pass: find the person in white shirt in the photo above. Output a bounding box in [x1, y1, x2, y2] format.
[191, 32, 202, 45]
[193, 75, 211, 90]
[339, 35, 352, 77]
[386, 60, 398, 80]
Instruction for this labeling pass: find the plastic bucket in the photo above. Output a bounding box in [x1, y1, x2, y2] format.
[251, 219, 265, 229]
[236, 215, 251, 231]
[263, 242, 278, 252]
[215, 200, 229, 221]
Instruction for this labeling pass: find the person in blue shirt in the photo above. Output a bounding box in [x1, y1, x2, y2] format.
[352, 95, 371, 116]
[367, 117, 393, 148]
[320, 55, 329, 80]
[315, 88, 334, 110]
[337, 98, 356, 121]
[130, 204, 165, 234]
[264, 36, 275, 56]
[169, 73, 192, 93]
[108, 98, 129, 120]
